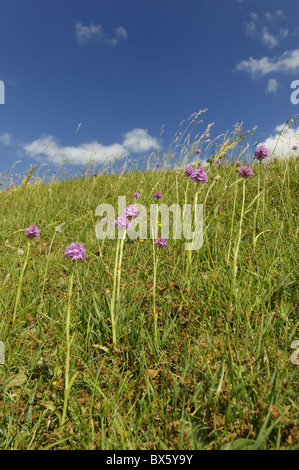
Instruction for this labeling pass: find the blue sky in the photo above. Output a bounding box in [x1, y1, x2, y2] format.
[1, 0, 299, 177]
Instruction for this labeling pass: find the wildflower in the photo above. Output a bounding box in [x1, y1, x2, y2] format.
[235, 161, 242, 167]
[63, 242, 86, 261]
[215, 159, 221, 165]
[190, 166, 208, 183]
[114, 214, 131, 230]
[254, 145, 269, 161]
[292, 145, 298, 151]
[124, 204, 139, 219]
[155, 237, 167, 248]
[156, 164, 160, 168]
[153, 192, 163, 199]
[134, 191, 141, 199]
[239, 166, 253, 178]
[25, 224, 40, 239]
[195, 148, 201, 155]
[184, 165, 194, 177]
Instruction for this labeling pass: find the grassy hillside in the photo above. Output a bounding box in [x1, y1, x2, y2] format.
[0, 155, 298, 450]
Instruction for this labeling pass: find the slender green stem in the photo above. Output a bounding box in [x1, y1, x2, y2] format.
[12, 240, 30, 324]
[186, 186, 198, 276]
[61, 272, 74, 425]
[232, 178, 246, 286]
[153, 242, 159, 345]
[203, 179, 217, 268]
[110, 235, 121, 344]
[40, 231, 57, 306]
[187, 182, 204, 276]
[253, 173, 260, 249]
[116, 235, 126, 310]
[226, 179, 239, 265]
[65, 274, 73, 388]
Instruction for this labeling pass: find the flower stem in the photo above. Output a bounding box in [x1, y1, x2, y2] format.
[110, 232, 125, 345]
[153, 241, 159, 345]
[12, 240, 30, 324]
[61, 273, 80, 426]
[232, 178, 246, 288]
[226, 179, 239, 265]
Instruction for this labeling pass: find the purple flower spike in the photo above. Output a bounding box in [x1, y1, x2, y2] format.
[114, 214, 131, 230]
[195, 148, 201, 155]
[155, 237, 167, 248]
[63, 242, 86, 261]
[134, 192, 141, 199]
[239, 166, 253, 178]
[153, 192, 163, 199]
[190, 166, 208, 183]
[184, 165, 194, 177]
[124, 204, 139, 219]
[215, 159, 221, 165]
[292, 145, 298, 151]
[25, 224, 40, 239]
[254, 145, 269, 161]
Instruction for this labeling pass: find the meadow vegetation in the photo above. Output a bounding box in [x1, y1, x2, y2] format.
[0, 121, 298, 450]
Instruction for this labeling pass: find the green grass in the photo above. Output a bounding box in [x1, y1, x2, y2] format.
[0, 154, 298, 450]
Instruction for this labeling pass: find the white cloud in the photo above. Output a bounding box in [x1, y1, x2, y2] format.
[249, 12, 258, 20]
[266, 78, 279, 93]
[261, 27, 279, 48]
[261, 27, 288, 48]
[265, 12, 273, 21]
[244, 12, 259, 37]
[235, 49, 299, 78]
[262, 122, 299, 157]
[75, 21, 127, 46]
[75, 22, 103, 44]
[122, 129, 160, 153]
[0, 132, 13, 146]
[22, 129, 161, 165]
[245, 20, 257, 37]
[244, 10, 288, 47]
[264, 11, 284, 22]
